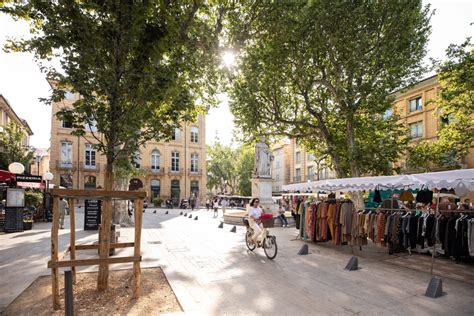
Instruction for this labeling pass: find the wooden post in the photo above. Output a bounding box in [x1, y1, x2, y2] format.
[97, 197, 112, 291]
[68, 198, 76, 284]
[51, 196, 60, 310]
[133, 198, 143, 298]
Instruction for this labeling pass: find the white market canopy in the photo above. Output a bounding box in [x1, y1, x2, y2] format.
[282, 169, 474, 193]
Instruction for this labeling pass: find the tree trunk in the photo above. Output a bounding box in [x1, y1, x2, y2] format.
[97, 156, 114, 291]
[345, 112, 365, 210]
[113, 176, 133, 226]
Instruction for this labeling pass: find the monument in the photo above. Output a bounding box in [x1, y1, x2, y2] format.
[252, 140, 278, 214]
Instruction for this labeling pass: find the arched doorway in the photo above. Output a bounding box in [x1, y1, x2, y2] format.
[84, 175, 97, 190]
[170, 180, 180, 206]
[151, 179, 160, 201]
[129, 178, 143, 191]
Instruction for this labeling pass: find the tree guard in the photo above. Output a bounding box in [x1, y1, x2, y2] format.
[48, 188, 146, 310]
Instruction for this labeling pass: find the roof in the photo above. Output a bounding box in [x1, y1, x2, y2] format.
[391, 74, 438, 97]
[0, 94, 34, 136]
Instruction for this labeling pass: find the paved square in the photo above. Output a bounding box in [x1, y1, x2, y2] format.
[1, 207, 473, 315]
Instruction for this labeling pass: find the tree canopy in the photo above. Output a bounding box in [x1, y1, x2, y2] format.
[206, 142, 254, 196]
[227, 0, 431, 178]
[0, 122, 34, 171]
[2, 0, 224, 189]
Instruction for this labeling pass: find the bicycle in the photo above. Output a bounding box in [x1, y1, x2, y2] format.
[243, 217, 278, 260]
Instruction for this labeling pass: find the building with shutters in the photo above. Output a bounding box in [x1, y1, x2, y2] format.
[48, 81, 207, 206]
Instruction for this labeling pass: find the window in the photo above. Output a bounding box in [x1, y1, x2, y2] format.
[295, 168, 301, 182]
[151, 179, 160, 199]
[60, 174, 73, 188]
[84, 176, 96, 189]
[276, 174, 280, 181]
[295, 151, 301, 164]
[307, 166, 314, 180]
[307, 153, 315, 161]
[61, 118, 73, 128]
[191, 153, 198, 172]
[190, 126, 198, 143]
[171, 128, 181, 141]
[409, 97, 422, 112]
[133, 151, 141, 169]
[0, 110, 4, 125]
[60, 142, 72, 167]
[409, 121, 423, 139]
[84, 144, 96, 168]
[319, 168, 329, 180]
[190, 180, 199, 197]
[171, 152, 180, 171]
[151, 150, 160, 171]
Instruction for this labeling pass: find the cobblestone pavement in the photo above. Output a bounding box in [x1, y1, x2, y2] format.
[1, 207, 473, 315]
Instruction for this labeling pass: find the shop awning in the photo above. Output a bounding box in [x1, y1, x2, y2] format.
[0, 169, 15, 183]
[282, 169, 474, 193]
[409, 169, 474, 190]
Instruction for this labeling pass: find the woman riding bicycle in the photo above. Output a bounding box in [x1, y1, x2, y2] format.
[248, 198, 265, 246]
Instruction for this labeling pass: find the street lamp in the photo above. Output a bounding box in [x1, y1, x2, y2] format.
[8, 162, 25, 174]
[43, 171, 54, 193]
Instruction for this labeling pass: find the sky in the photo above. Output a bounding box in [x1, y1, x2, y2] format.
[0, 0, 472, 150]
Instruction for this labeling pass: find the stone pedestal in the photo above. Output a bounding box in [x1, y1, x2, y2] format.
[252, 177, 278, 215]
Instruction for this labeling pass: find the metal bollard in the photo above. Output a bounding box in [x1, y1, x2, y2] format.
[64, 270, 74, 316]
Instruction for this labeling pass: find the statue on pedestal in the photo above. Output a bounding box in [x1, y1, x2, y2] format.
[254, 141, 272, 178]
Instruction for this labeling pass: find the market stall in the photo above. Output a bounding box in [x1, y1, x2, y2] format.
[284, 169, 474, 297]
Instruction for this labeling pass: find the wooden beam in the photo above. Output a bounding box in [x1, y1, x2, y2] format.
[73, 242, 134, 250]
[68, 198, 76, 284]
[48, 256, 141, 268]
[51, 196, 60, 310]
[97, 198, 112, 291]
[51, 188, 146, 199]
[133, 199, 143, 298]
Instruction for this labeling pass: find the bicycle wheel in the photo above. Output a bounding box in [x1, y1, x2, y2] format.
[263, 235, 277, 259]
[245, 230, 256, 251]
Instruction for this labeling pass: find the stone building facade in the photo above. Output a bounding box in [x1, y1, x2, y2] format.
[0, 94, 33, 149]
[48, 84, 206, 205]
[29, 148, 50, 177]
[288, 139, 336, 184]
[270, 140, 291, 193]
[393, 75, 474, 170]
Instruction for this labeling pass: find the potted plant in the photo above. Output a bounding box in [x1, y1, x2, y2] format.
[24, 191, 43, 229]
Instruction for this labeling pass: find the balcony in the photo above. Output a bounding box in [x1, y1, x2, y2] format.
[55, 160, 76, 171]
[144, 167, 165, 175]
[80, 162, 100, 172]
[187, 168, 203, 176]
[168, 167, 184, 175]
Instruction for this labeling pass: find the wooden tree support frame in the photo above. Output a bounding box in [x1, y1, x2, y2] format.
[49, 188, 146, 310]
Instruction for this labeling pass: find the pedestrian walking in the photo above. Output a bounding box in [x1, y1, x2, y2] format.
[221, 198, 228, 215]
[190, 194, 196, 211]
[206, 198, 210, 211]
[213, 198, 219, 218]
[59, 198, 68, 229]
